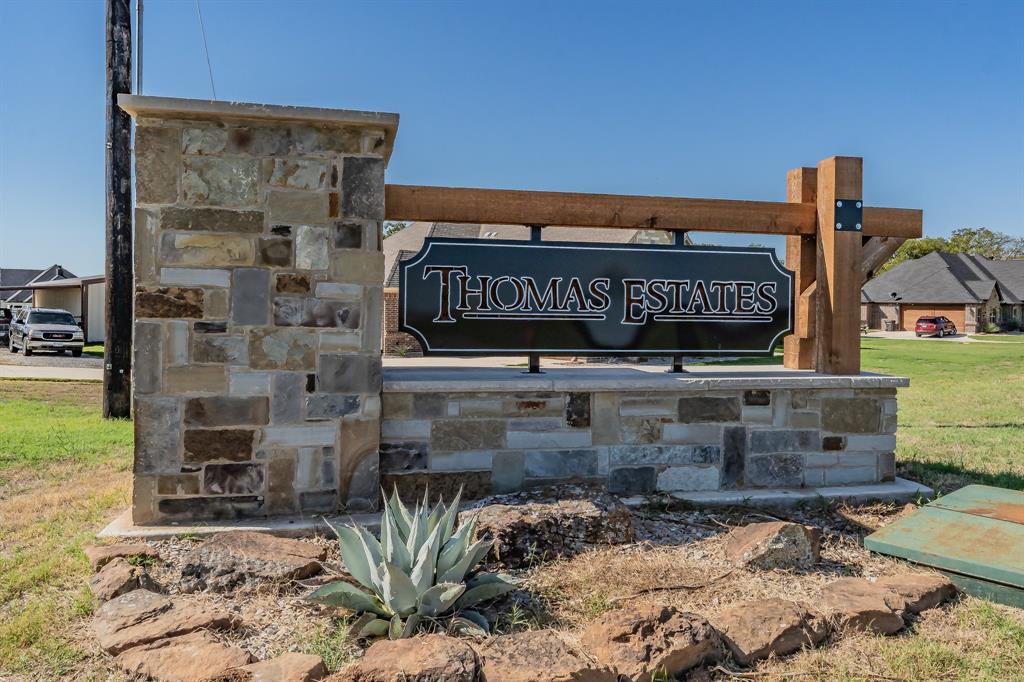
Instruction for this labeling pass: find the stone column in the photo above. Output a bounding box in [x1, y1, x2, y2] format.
[120, 96, 398, 523]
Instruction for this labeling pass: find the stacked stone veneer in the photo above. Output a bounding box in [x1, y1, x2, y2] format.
[379, 384, 899, 499]
[124, 97, 397, 523]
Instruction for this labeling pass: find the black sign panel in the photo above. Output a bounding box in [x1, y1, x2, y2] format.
[399, 238, 793, 356]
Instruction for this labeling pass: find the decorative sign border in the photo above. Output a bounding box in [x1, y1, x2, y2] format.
[399, 238, 794, 356]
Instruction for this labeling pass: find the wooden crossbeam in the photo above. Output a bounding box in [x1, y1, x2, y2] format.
[385, 184, 922, 239]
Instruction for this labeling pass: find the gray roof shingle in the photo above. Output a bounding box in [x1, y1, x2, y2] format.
[862, 252, 1023, 304]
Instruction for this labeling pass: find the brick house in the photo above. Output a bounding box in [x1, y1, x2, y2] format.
[862, 252, 1024, 332]
[382, 222, 683, 354]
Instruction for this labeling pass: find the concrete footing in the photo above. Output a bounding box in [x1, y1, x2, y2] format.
[99, 477, 931, 540]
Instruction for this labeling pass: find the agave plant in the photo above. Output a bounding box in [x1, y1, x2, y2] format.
[307, 488, 516, 640]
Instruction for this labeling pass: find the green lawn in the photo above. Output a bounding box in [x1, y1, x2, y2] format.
[0, 381, 131, 679]
[969, 334, 1024, 343]
[861, 338, 1024, 492]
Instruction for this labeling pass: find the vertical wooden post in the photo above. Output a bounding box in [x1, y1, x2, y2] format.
[783, 167, 817, 369]
[815, 157, 863, 375]
[104, 0, 133, 418]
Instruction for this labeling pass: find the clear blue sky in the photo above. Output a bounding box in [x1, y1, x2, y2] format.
[1, 0, 1021, 276]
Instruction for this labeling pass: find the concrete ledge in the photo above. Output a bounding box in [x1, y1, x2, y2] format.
[665, 477, 932, 507]
[118, 94, 400, 161]
[383, 365, 910, 393]
[98, 508, 381, 541]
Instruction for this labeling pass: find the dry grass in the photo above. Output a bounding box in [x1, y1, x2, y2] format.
[526, 505, 1024, 681]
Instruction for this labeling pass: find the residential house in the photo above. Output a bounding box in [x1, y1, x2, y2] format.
[861, 252, 1024, 332]
[0, 265, 75, 313]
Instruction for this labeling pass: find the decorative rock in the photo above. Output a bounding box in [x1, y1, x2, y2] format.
[180, 531, 326, 592]
[136, 286, 204, 318]
[338, 634, 479, 681]
[184, 428, 256, 463]
[581, 605, 723, 681]
[204, 462, 265, 495]
[114, 630, 252, 682]
[463, 487, 635, 568]
[477, 630, 616, 682]
[159, 207, 263, 233]
[876, 573, 957, 614]
[93, 589, 239, 654]
[276, 272, 312, 294]
[818, 578, 909, 635]
[208, 652, 327, 682]
[712, 598, 828, 666]
[85, 543, 160, 570]
[89, 557, 159, 602]
[723, 521, 821, 569]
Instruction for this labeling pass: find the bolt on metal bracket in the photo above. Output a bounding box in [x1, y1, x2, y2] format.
[834, 199, 863, 232]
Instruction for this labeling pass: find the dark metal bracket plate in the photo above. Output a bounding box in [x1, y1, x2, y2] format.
[834, 199, 863, 232]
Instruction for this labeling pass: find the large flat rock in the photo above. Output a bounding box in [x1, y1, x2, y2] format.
[712, 598, 827, 666]
[581, 605, 723, 681]
[819, 578, 909, 635]
[181, 530, 326, 591]
[332, 634, 479, 681]
[93, 589, 239, 654]
[476, 630, 616, 682]
[208, 652, 327, 682]
[114, 630, 252, 682]
[85, 543, 160, 570]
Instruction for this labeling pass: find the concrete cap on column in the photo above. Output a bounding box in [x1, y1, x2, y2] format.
[117, 94, 400, 164]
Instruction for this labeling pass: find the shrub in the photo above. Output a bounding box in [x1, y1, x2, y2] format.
[1002, 318, 1021, 332]
[982, 322, 1001, 334]
[306, 488, 515, 640]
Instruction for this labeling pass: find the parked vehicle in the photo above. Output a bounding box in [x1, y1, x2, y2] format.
[0, 308, 11, 345]
[915, 315, 957, 338]
[8, 307, 85, 356]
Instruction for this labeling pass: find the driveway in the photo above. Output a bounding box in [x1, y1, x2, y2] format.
[862, 330, 972, 342]
[0, 346, 104, 380]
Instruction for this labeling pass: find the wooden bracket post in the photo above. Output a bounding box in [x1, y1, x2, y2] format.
[783, 167, 817, 370]
[815, 157, 863, 375]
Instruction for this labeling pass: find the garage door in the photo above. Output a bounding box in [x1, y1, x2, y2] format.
[900, 305, 966, 331]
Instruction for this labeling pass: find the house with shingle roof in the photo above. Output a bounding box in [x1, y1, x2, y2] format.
[0, 265, 76, 311]
[861, 252, 1024, 332]
[382, 222, 686, 353]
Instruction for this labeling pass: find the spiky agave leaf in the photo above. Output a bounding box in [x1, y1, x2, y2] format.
[455, 572, 516, 610]
[449, 615, 488, 638]
[386, 486, 412, 540]
[388, 614, 404, 640]
[382, 561, 419, 616]
[307, 580, 389, 616]
[410, 518, 445, 594]
[438, 487, 463, 540]
[456, 609, 491, 635]
[381, 503, 412, 573]
[400, 613, 421, 638]
[439, 537, 492, 584]
[417, 582, 466, 617]
[436, 515, 476, 578]
[326, 522, 380, 594]
[347, 612, 390, 641]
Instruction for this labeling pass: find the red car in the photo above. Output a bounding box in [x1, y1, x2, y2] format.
[915, 316, 957, 338]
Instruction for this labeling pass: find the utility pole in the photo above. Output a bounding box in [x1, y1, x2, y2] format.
[104, 0, 133, 419]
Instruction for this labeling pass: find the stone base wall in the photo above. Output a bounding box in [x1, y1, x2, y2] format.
[379, 385, 898, 500]
[123, 96, 398, 523]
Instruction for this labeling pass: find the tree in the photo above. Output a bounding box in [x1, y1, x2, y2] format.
[876, 228, 1024, 274]
[384, 221, 409, 238]
[947, 227, 1024, 259]
[876, 237, 949, 274]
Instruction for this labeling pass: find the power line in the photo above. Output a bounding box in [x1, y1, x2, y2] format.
[195, 0, 216, 99]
